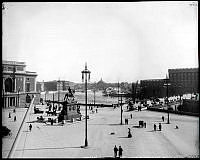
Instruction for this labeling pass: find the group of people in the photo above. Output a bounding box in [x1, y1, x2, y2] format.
[125, 118, 129, 125]
[114, 145, 123, 158]
[154, 123, 162, 131]
[153, 116, 164, 131]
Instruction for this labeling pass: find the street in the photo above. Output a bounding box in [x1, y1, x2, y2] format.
[8, 104, 199, 158]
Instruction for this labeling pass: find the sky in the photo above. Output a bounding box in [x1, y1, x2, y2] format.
[2, 2, 198, 83]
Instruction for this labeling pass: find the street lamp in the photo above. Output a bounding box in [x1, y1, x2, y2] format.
[93, 89, 96, 108]
[81, 63, 91, 147]
[118, 82, 123, 125]
[164, 74, 171, 124]
[58, 79, 60, 102]
[3, 89, 5, 108]
[45, 91, 47, 102]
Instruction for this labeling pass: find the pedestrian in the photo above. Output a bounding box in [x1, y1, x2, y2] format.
[8, 112, 11, 118]
[14, 116, 16, 122]
[114, 145, 118, 158]
[13, 109, 16, 113]
[130, 114, 132, 119]
[162, 116, 164, 122]
[96, 109, 98, 113]
[159, 123, 162, 131]
[29, 124, 32, 131]
[118, 146, 123, 158]
[128, 128, 132, 138]
[144, 122, 146, 128]
[154, 124, 156, 131]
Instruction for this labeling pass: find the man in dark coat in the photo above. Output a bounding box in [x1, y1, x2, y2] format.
[118, 146, 123, 158]
[114, 145, 118, 158]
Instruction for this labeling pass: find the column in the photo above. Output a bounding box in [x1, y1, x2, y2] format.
[14, 78, 16, 92]
[7, 97, 10, 108]
[34, 78, 36, 92]
[23, 77, 26, 92]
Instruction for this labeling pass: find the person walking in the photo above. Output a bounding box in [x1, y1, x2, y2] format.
[162, 116, 164, 122]
[144, 122, 146, 128]
[118, 146, 123, 158]
[154, 124, 156, 131]
[14, 116, 16, 122]
[159, 123, 162, 131]
[8, 112, 11, 118]
[29, 124, 32, 132]
[128, 128, 132, 138]
[130, 114, 132, 119]
[114, 145, 118, 158]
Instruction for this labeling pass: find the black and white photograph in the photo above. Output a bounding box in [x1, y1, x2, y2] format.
[2, 1, 199, 158]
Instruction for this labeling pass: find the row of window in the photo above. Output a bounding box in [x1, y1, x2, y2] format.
[170, 72, 198, 81]
[3, 66, 24, 72]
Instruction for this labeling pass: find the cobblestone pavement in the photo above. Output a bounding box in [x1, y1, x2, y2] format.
[4, 104, 199, 158]
[2, 107, 28, 158]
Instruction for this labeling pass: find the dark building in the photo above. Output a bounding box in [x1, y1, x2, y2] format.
[43, 80, 75, 91]
[168, 68, 199, 95]
[140, 79, 166, 99]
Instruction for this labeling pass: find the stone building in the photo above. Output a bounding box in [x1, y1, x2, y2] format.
[2, 60, 38, 108]
[168, 68, 199, 94]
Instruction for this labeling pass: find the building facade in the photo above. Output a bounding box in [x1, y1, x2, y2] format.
[168, 68, 199, 95]
[140, 79, 166, 99]
[2, 60, 38, 108]
[36, 81, 44, 93]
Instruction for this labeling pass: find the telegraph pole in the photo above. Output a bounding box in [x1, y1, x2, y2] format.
[81, 63, 91, 147]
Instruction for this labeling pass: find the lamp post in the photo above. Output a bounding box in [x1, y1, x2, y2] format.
[3, 89, 5, 108]
[45, 91, 46, 102]
[118, 82, 123, 125]
[81, 63, 91, 147]
[93, 89, 96, 108]
[58, 78, 61, 108]
[164, 74, 171, 124]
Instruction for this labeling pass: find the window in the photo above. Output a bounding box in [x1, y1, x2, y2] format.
[17, 66, 24, 71]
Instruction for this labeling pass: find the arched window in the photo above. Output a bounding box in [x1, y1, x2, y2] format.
[5, 78, 13, 92]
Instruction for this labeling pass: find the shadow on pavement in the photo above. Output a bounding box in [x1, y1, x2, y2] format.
[15, 146, 85, 151]
[132, 125, 140, 128]
[118, 136, 129, 138]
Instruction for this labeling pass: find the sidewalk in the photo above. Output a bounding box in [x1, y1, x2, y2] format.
[2, 107, 28, 158]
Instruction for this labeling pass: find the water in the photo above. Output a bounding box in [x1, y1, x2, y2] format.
[40, 90, 125, 105]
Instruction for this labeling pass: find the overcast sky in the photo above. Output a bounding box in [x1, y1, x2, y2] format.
[2, 2, 198, 83]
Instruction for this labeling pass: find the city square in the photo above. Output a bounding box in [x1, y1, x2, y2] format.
[2, 2, 198, 158]
[2, 102, 199, 158]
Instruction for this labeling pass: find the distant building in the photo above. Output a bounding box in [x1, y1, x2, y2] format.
[36, 81, 44, 92]
[2, 60, 38, 108]
[43, 80, 75, 91]
[168, 68, 199, 94]
[140, 79, 166, 99]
